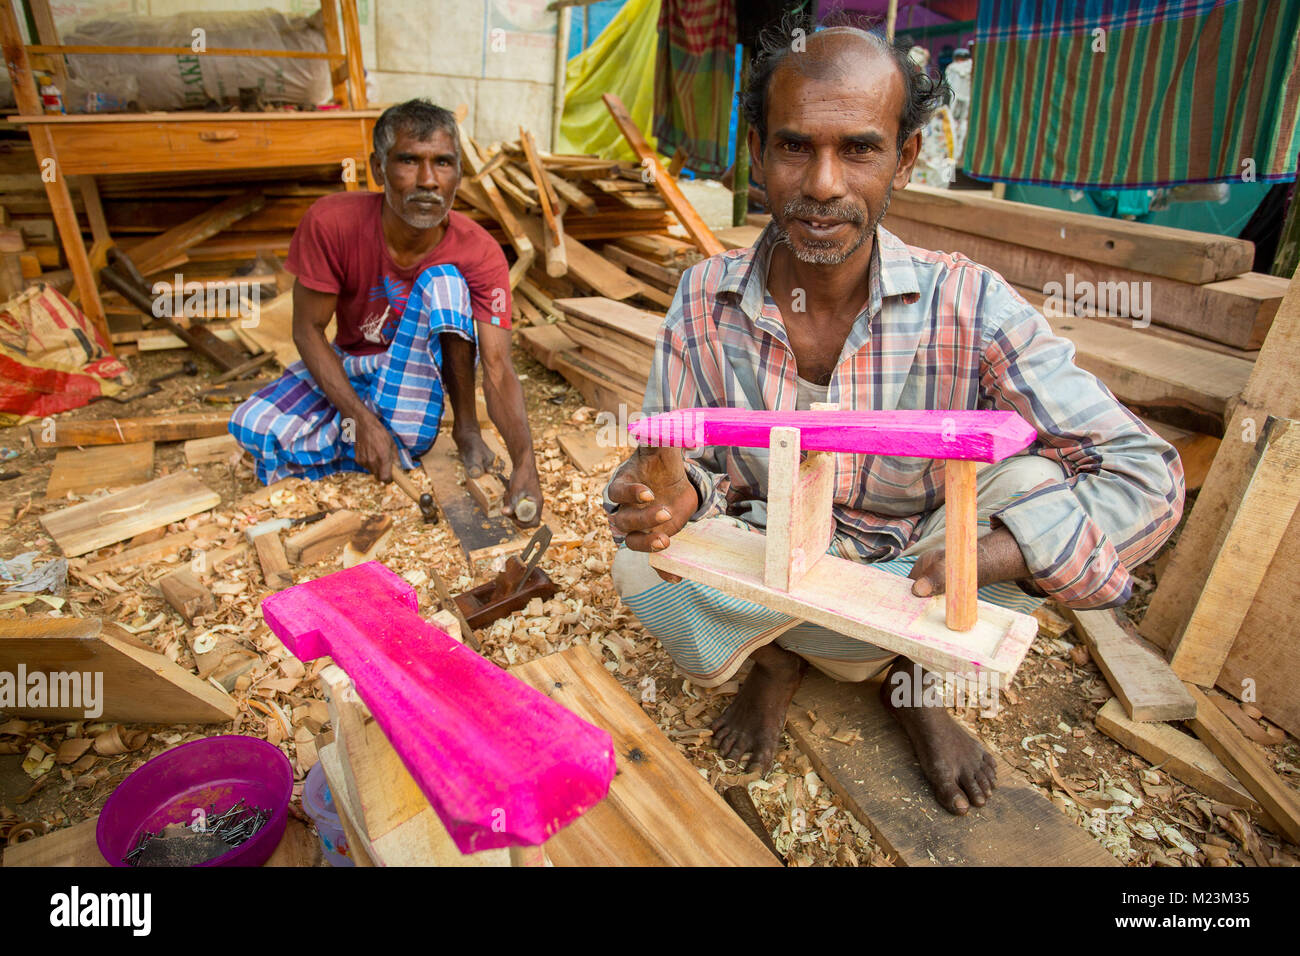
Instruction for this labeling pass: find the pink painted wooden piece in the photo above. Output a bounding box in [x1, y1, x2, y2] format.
[628, 408, 1036, 462]
[261, 561, 616, 853]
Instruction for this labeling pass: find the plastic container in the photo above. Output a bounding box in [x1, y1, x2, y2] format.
[302, 761, 354, 867]
[97, 735, 293, 867]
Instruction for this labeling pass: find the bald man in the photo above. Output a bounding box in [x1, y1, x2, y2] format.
[605, 28, 1183, 815]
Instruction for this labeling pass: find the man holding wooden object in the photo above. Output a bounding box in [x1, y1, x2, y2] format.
[229, 100, 541, 525]
[606, 29, 1184, 815]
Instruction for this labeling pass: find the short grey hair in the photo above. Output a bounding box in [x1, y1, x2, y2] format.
[372, 99, 461, 167]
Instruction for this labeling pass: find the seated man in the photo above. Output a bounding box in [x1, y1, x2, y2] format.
[607, 28, 1184, 815]
[231, 99, 541, 524]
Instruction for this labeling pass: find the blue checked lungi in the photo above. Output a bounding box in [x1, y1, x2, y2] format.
[229, 264, 473, 485]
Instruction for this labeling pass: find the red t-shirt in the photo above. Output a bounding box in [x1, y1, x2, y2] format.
[285, 192, 512, 355]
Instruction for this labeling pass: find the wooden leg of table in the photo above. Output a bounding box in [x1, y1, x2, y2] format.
[30, 129, 111, 352]
[944, 459, 978, 631]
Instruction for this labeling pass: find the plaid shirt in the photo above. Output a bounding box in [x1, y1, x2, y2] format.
[638, 223, 1185, 609]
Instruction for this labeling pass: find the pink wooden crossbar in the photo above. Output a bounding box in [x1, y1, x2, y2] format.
[628, 409, 1037, 462]
[261, 562, 616, 853]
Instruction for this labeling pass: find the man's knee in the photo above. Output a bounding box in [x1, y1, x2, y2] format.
[612, 546, 663, 600]
[977, 454, 1065, 504]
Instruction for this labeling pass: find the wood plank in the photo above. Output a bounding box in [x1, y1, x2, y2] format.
[29, 411, 231, 447]
[157, 567, 216, 623]
[40, 472, 220, 556]
[601, 243, 682, 287]
[1166, 417, 1300, 685]
[552, 349, 645, 413]
[557, 430, 619, 475]
[891, 183, 1255, 284]
[563, 313, 656, 363]
[714, 224, 763, 250]
[83, 529, 197, 574]
[559, 319, 652, 380]
[0, 617, 236, 723]
[513, 646, 779, 866]
[519, 216, 640, 299]
[788, 669, 1119, 866]
[284, 510, 363, 565]
[45, 441, 153, 497]
[1041, 312, 1252, 433]
[601, 94, 724, 257]
[764, 428, 835, 591]
[183, 433, 239, 466]
[127, 190, 266, 276]
[1092, 699, 1262, 812]
[1140, 268, 1300, 737]
[1144, 420, 1220, 492]
[254, 531, 294, 590]
[553, 296, 665, 347]
[1063, 607, 1196, 721]
[885, 217, 1286, 350]
[650, 519, 1037, 681]
[516, 323, 576, 369]
[1185, 683, 1300, 844]
[1, 815, 316, 867]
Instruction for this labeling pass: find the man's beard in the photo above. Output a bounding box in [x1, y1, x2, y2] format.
[774, 186, 891, 265]
[386, 188, 449, 230]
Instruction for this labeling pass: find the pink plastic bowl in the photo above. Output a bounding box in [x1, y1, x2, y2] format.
[96, 735, 293, 867]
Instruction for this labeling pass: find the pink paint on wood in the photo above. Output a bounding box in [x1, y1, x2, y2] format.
[628, 408, 1037, 462]
[261, 561, 616, 853]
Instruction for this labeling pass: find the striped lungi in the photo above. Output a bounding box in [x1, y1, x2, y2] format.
[229, 264, 473, 485]
[613, 455, 1056, 687]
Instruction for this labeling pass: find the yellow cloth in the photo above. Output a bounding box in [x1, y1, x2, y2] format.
[557, 0, 661, 163]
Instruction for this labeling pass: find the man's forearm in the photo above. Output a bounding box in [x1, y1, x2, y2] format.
[482, 361, 535, 473]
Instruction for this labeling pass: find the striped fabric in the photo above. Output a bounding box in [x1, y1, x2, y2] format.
[652, 0, 737, 177]
[229, 265, 473, 485]
[631, 223, 1185, 609]
[965, 0, 1300, 187]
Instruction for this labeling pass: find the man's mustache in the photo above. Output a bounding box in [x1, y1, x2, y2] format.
[405, 191, 445, 205]
[781, 198, 865, 224]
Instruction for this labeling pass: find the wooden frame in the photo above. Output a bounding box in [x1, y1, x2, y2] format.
[636, 407, 1041, 679]
[0, 0, 377, 351]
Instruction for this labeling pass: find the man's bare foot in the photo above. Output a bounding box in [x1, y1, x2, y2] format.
[711, 644, 806, 773]
[880, 658, 998, 815]
[453, 428, 496, 478]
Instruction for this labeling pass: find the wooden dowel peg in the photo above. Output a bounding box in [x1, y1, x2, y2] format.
[945, 459, 978, 631]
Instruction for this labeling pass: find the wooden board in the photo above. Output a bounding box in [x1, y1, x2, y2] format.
[787, 670, 1119, 866]
[1042, 312, 1252, 433]
[1063, 607, 1196, 722]
[283, 510, 363, 565]
[513, 647, 779, 866]
[516, 323, 575, 369]
[83, 528, 197, 574]
[519, 215, 641, 300]
[1092, 699, 1261, 812]
[0, 617, 236, 723]
[45, 441, 153, 498]
[650, 519, 1037, 681]
[553, 296, 665, 349]
[127, 189, 265, 276]
[1145, 420, 1220, 492]
[552, 349, 645, 414]
[40, 472, 220, 556]
[1166, 417, 1300, 685]
[891, 184, 1255, 284]
[254, 531, 293, 590]
[1141, 269, 1300, 738]
[1, 816, 317, 867]
[183, 433, 239, 466]
[421, 433, 531, 561]
[157, 567, 216, 623]
[29, 411, 231, 447]
[558, 430, 619, 475]
[602, 94, 724, 258]
[1185, 684, 1300, 844]
[885, 217, 1285, 350]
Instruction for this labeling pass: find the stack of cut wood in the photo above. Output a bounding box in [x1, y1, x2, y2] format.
[877, 185, 1292, 489]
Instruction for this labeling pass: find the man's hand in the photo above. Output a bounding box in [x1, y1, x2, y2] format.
[908, 526, 1030, 597]
[503, 460, 543, 528]
[609, 446, 699, 582]
[354, 414, 398, 482]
